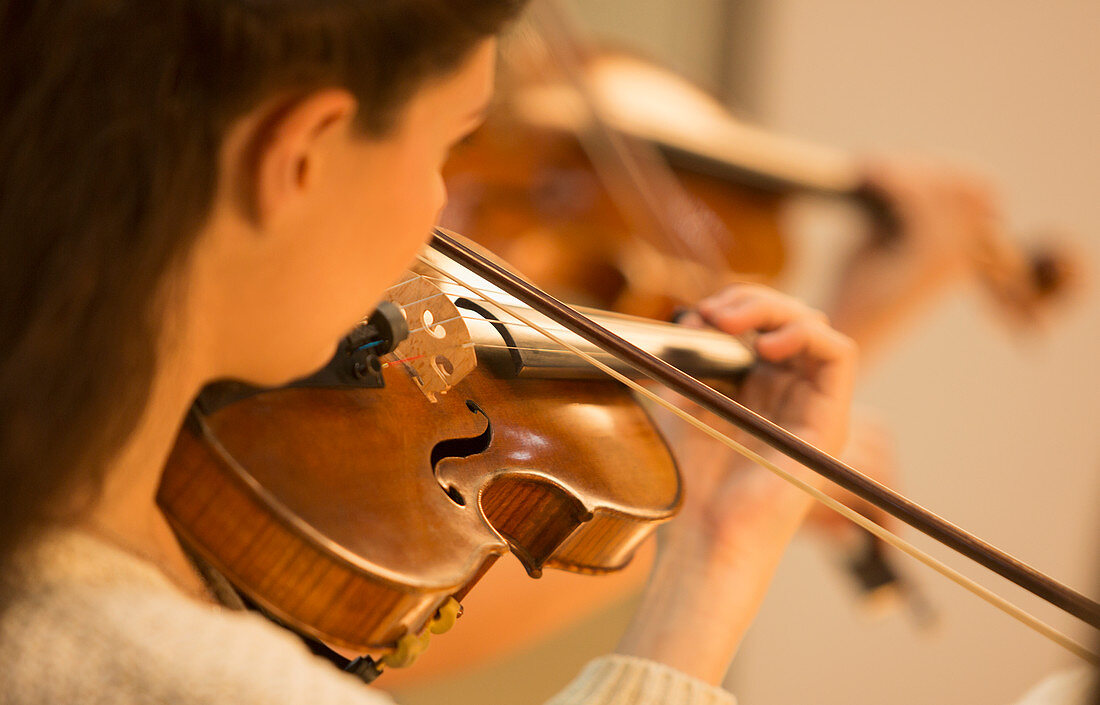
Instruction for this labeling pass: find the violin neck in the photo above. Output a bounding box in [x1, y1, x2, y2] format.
[459, 297, 753, 383]
[656, 139, 858, 198]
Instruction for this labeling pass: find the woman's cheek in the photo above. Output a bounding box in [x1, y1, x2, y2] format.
[398, 168, 446, 254]
[431, 171, 448, 224]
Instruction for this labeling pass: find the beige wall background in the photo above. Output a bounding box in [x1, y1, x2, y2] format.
[725, 2, 1100, 703]
[393, 2, 1100, 704]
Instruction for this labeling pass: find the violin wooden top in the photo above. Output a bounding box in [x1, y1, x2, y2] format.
[159, 362, 680, 649]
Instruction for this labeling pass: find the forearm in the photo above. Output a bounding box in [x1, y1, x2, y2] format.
[616, 454, 813, 685]
[614, 282, 854, 688]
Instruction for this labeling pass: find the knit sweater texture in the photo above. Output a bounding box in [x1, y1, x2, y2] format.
[0, 530, 735, 705]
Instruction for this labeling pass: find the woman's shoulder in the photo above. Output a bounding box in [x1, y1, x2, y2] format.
[0, 529, 392, 705]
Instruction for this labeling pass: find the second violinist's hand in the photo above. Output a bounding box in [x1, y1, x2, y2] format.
[807, 407, 899, 541]
[617, 285, 857, 685]
[828, 157, 1004, 358]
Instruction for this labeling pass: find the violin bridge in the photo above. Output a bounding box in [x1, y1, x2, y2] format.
[384, 268, 477, 402]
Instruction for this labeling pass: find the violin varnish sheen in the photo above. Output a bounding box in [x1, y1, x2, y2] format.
[481, 476, 657, 577]
[159, 421, 448, 650]
[159, 367, 681, 653]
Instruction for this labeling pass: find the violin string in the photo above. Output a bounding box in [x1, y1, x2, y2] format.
[393, 271, 737, 342]
[380, 342, 615, 367]
[527, 0, 727, 289]
[395, 282, 534, 312]
[400, 305, 743, 348]
[392, 291, 452, 309]
[385, 339, 619, 361]
[414, 253, 1100, 665]
[400, 312, 593, 341]
[390, 284, 635, 340]
[386, 272, 517, 300]
[382, 273, 427, 292]
[398, 273, 542, 312]
[458, 341, 615, 357]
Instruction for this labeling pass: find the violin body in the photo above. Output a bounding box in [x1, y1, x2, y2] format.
[158, 366, 680, 653]
[442, 101, 787, 318]
[445, 37, 1072, 324]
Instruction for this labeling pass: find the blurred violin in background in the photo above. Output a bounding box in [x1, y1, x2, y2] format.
[442, 0, 1076, 327]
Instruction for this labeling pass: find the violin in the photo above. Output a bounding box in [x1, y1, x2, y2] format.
[158, 230, 1100, 684]
[442, 1, 1074, 323]
[157, 240, 751, 670]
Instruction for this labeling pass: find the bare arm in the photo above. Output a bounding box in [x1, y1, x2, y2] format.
[618, 285, 858, 683]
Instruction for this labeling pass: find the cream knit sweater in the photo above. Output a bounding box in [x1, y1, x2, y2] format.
[0, 531, 735, 705]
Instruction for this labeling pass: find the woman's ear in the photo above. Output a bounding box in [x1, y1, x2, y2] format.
[243, 88, 358, 227]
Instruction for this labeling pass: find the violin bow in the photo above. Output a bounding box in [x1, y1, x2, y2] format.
[520, 0, 734, 296]
[520, 0, 937, 617]
[427, 228, 1100, 663]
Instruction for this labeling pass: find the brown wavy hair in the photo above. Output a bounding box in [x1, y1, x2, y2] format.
[0, 0, 527, 567]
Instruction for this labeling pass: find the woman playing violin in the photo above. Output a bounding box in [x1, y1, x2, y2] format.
[4, 2, 1086, 705]
[0, 1, 862, 702]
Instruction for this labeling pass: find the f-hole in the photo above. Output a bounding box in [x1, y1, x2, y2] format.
[430, 400, 492, 507]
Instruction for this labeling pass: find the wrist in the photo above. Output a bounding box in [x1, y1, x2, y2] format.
[656, 493, 805, 585]
[616, 545, 748, 684]
[666, 449, 822, 555]
[618, 498, 808, 684]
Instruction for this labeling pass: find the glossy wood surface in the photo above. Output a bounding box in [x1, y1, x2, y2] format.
[159, 366, 680, 651]
[442, 110, 787, 319]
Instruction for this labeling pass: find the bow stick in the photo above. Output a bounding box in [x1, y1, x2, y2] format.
[430, 228, 1100, 638]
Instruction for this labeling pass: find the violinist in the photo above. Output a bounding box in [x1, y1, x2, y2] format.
[0, 1, 858, 703]
[0, 3, 1084, 705]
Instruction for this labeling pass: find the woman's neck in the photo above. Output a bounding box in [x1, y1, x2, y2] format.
[81, 353, 212, 601]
